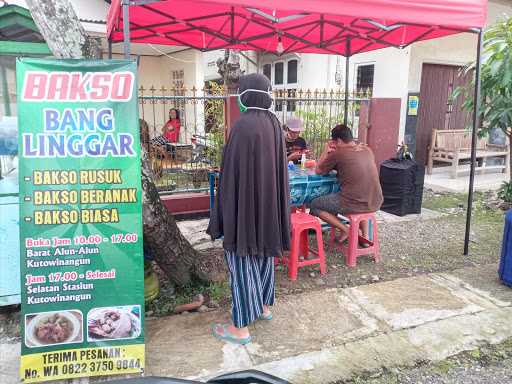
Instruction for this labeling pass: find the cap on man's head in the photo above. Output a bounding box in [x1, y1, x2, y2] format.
[286, 118, 303, 132]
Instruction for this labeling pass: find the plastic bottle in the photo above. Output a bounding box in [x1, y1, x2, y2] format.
[300, 153, 306, 169]
[288, 161, 295, 171]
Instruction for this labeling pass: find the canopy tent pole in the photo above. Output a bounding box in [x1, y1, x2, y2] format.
[108, 39, 113, 59]
[344, 40, 351, 126]
[122, 0, 131, 59]
[463, 30, 484, 256]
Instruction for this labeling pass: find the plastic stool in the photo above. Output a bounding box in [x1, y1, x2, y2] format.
[291, 205, 306, 213]
[330, 212, 380, 267]
[279, 212, 327, 280]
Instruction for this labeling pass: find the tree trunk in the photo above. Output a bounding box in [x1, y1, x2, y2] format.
[141, 150, 207, 285]
[26, 0, 205, 287]
[25, 0, 102, 59]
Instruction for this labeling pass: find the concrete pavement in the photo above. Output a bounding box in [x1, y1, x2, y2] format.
[176, 208, 443, 252]
[424, 166, 507, 193]
[1, 263, 511, 384]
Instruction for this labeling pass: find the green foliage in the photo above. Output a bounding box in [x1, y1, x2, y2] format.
[295, 103, 361, 158]
[498, 181, 512, 203]
[205, 128, 224, 168]
[296, 109, 344, 158]
[204, 81, 225, 167]
[204, 81, 225, 133]
[453, 18, 512, 138]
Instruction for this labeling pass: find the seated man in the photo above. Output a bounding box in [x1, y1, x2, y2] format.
[310, 124, 383, 243]
[284, 117, 307, 163]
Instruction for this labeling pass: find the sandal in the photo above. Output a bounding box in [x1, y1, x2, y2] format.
[259, 311, 273, 321]
[334, 236, 349, 246]
[359, 237, 371, 248]
[212, 323, 252, 345]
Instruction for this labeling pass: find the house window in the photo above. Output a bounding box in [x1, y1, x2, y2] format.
[274, 62, 284, 85]
[263, 59, 299, 115]
[356, 64, 374, 93]
[171, 69, 185, 110]
[286, 88, 297, 112]
[287, 60, 298, 84]
[274, 89, 284, 112]
[263, 64, 271, 81]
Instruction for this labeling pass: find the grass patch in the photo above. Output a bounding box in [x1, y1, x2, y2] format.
[432, 360, 455, 375]
[423, 189, 505, 225]
[146, 279, 230, 317]
[422, 191, 468, 211]
[174, 280, 230, 306]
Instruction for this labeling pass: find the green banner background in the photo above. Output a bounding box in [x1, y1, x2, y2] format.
[17, 59, 144, 382]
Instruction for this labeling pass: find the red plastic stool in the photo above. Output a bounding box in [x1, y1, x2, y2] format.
[330, 212, 380, 267]
[291, 205, 306, 213]
[279, 212, 326, 280]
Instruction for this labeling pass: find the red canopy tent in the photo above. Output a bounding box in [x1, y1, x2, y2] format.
[108, 0, 485, 55]
[107, 0, 487, 255]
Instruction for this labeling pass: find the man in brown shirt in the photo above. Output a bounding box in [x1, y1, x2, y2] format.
[310, 124, 383, 243]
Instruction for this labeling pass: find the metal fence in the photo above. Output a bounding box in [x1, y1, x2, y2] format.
[274, 88, 371, 158]
[139, 85, 371, 194]
[139, 84, 226, 194]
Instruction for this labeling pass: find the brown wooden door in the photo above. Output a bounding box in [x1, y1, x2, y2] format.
[415, 64, 472, 165]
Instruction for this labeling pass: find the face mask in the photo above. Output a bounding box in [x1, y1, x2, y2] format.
[238, 96, 247, 113]
[237, 88, 274, 114]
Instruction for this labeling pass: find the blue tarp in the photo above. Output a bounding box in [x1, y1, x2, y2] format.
[499, 209, 512, 287]
[0, 167, 20, 306]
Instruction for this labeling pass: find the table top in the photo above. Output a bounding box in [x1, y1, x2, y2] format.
[209, 167, 337, 180]
[167, 143, 193, 148]
[288, 167, 337, 181]
[208, 168, 340, 207]
[288, 167, 339, 206]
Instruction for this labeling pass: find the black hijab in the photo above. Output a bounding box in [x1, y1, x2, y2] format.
[207, 74, 291, 257]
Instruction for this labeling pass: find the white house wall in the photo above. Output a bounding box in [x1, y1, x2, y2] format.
[296, 54, 331, 90]
[348, 47, 411, 140]
[271, 48, 410, 134]
[112, 50, 205, 142]
[154, 50, 205, 142]
[487, 0, 512, 24]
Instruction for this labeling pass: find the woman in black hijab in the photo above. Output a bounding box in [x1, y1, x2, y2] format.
[208, 74, 290, 344]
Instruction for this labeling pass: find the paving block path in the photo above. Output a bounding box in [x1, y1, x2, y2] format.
[1, 264, 511, 384]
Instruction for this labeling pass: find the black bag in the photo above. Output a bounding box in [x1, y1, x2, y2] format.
[380, 159, 424, 216]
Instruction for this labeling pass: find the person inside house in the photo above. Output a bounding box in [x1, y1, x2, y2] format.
[284, 117, 307, 163]
[162, 108, 181, 143]
[309, 124, 383, 244]
[150, 108, 182, 160]
[207, 73, 290, 345]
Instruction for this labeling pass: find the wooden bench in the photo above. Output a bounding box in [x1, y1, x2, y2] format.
[427, 129, 509, 178]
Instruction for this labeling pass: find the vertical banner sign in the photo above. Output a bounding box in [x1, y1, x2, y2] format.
[17, 59, 144, 383]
